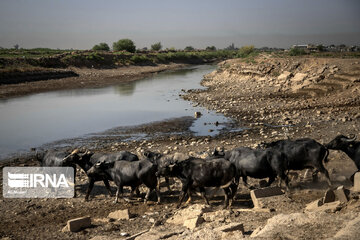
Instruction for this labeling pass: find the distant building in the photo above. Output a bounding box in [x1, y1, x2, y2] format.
[291, 44, 318, 52]
[291, 44, 308, 50]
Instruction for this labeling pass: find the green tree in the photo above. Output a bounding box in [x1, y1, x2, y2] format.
[151, 42, 162, 51]
[225, 43, 236, 50]
[113, 39, 136, 53]
[92, 43, 110, 51]
[184, 46, 195, 51]
[206, 46, 216, 51]
[317, 44, 324, 52]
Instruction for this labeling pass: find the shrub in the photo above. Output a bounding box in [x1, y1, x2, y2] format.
[130, 55, 152, 64]
[92, 43, 110, 51]
[113, 39, 136, 53]
[151, 42, 162, 51]
[85, 52, 104, 61]
[289, 48, 306, 56]
[237, 45, 255, 58]
[184, 46, 195, 51]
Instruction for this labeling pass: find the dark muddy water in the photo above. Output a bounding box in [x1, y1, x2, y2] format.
[0, 65, 233, 160]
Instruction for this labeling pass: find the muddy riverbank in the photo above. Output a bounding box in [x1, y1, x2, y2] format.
[1, 55, 360, 239]
[0, 63, 188, 99]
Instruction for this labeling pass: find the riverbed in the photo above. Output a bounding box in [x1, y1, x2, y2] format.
[0, 65, 232, 160]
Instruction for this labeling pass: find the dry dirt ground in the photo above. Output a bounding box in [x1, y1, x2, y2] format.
[1, 56, 360, 239]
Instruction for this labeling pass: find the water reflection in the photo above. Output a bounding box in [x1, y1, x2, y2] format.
[0, 65, 233, 160]
[114, 82, 137, 96]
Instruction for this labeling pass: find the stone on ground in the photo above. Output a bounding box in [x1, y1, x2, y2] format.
[67, 216, 91, 232]
[166, 204, 208, 225]
[354, 172, 360, 192]
[250, 186, 285, 209]
[334, 186, 349, 203]
[108, 209, 130, 220]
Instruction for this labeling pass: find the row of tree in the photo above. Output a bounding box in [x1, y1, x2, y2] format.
[92, 39, 218, 52]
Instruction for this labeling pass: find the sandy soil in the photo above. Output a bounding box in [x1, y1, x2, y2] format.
[1, 56, 360, 239]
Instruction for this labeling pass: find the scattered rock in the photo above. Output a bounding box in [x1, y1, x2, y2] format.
[354, 172, 360, 192]
[166, 204, 208, 225]
[67, 216, 91, 232]
[250, 186, 285, 209]
[334, 186, 349, 203]
[214, 222, 244, 234]
[305, 199, 323, 211]
[108, 209, 130, 220]
[323, 189, 336, 203]
[306, 200, 342, 213]
[134, 226, 183, 240]
[202, 210, 230, 222]
[183, 216, 204, 230]
[127, 229, 150, 240]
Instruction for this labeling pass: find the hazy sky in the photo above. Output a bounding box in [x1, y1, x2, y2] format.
[0, 0, 359, 49]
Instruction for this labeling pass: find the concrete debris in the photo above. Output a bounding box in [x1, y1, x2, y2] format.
[334, 186, 349, 203]
[183, 216, 204, 230]
[306, 200, 342, 213]
[66, 216, 91, 232]
[108, 209, 130, 220]
[354, 172, 360, 192]
[214, 222, 244, 233]
[166, 204, 208, 225]
[250, 186, 285, 209]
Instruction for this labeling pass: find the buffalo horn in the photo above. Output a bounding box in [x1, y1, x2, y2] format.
[344, 135, 357, 142]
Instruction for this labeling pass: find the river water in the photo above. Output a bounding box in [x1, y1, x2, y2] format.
[0, 65, 234, 160]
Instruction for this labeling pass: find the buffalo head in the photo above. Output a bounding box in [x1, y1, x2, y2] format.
[325, 135, 357, 150]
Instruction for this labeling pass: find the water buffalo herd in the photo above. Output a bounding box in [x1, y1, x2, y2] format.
[35, 134, 360, 208]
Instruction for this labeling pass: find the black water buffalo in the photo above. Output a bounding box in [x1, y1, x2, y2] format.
[326, 135, 360, 170]
[87, 159, 160, 203]
[163, 157, 237, 208]
[35, 150, 77, 196]
[36, 150, 75, 167]
[260, 138, 331, 186]
[143, 151, 173, 192]
[63, 150, 139, 200]
[222, 147, 289, 189]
